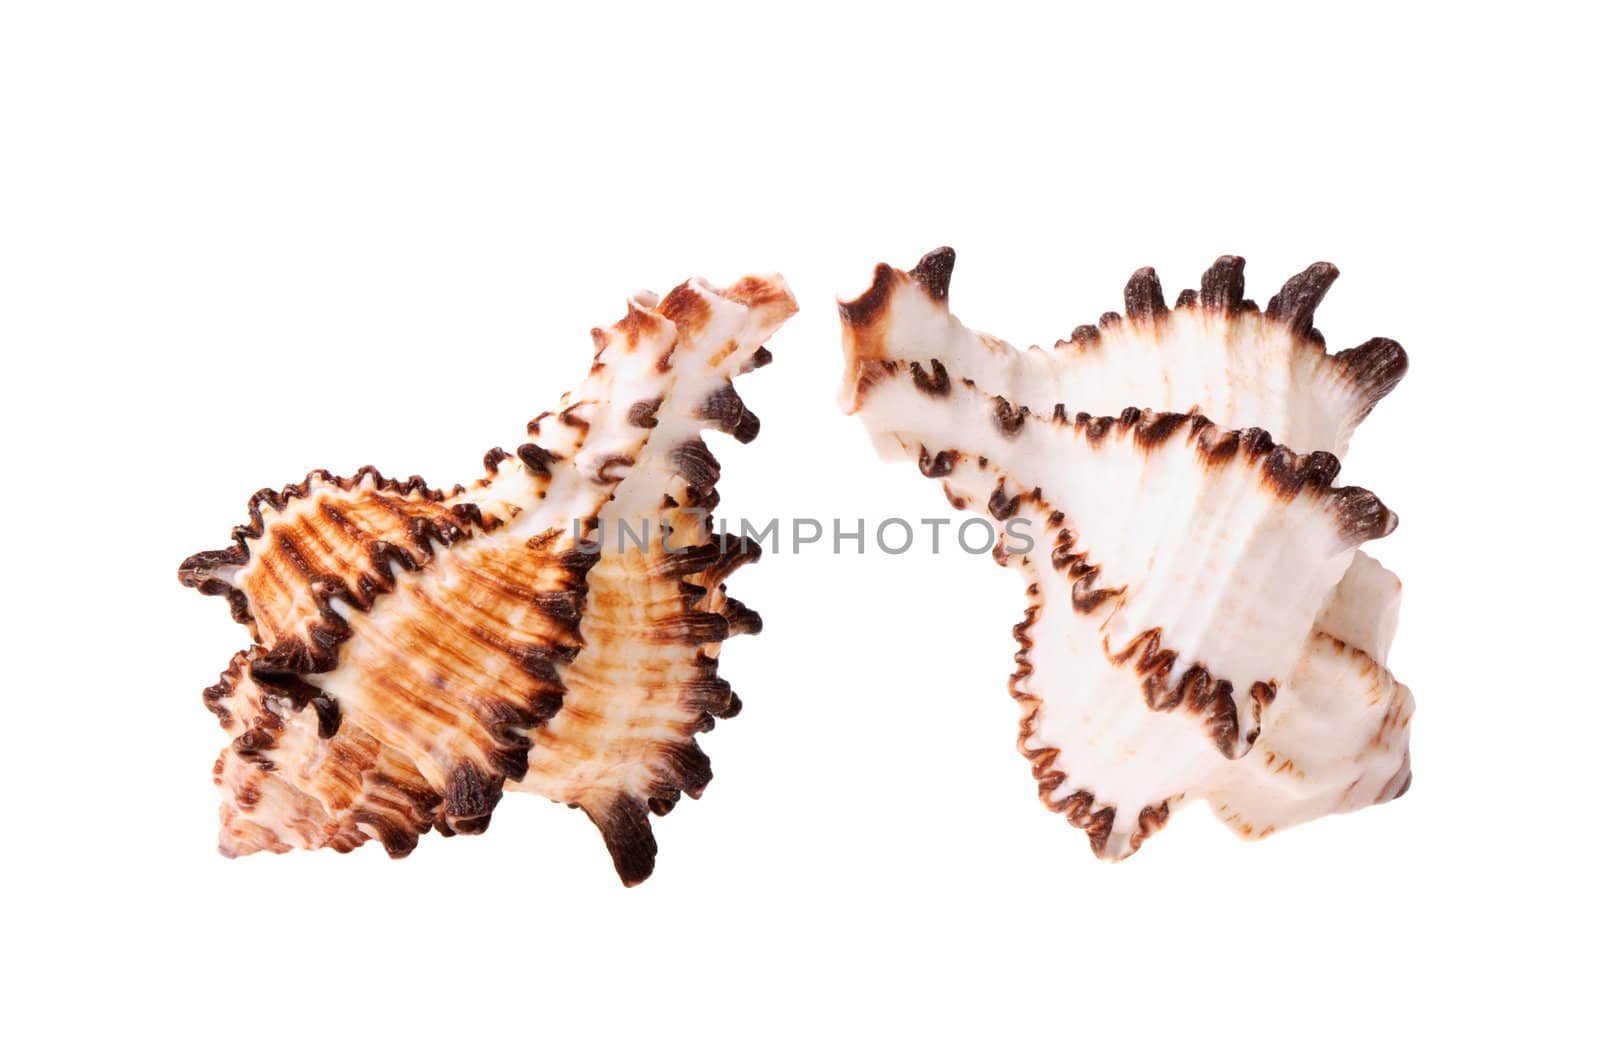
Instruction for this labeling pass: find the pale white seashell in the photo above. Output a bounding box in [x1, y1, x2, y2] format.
[839, 248, 1412, 859]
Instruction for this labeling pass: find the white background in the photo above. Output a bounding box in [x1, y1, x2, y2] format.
[3, 2, 1596, 1059]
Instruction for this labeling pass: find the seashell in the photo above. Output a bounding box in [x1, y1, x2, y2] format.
[839, 248, 1412, 859]
[181, 273, 796, 883]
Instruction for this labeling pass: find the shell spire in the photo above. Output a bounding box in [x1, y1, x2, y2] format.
[839, 248, 1411, 860]
[180, 270, 796, 882]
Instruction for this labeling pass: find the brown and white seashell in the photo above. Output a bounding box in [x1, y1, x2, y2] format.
[839, 248, 1411, 859]
[180, 272, 796, 883]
